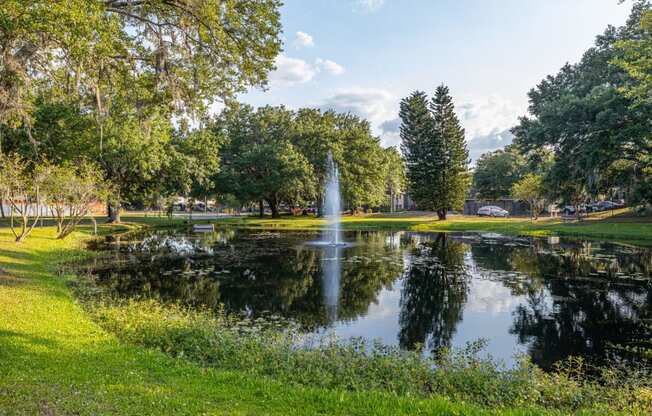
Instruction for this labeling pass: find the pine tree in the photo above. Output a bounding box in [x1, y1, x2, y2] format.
[400, 85, 470, 220]
[400, 91, 436, 214]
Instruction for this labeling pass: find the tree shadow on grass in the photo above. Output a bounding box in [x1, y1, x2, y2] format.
[0, 329, 59, 349]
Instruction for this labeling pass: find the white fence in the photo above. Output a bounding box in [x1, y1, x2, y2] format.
[0, 203, 75, 217]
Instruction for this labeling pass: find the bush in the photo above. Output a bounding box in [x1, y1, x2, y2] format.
[82, 297, 652, 413]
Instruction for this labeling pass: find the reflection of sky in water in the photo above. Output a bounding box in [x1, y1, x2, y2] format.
[448, 278, 527, 364]
[323, 258, 530, 365]
[327, 282, 402, 347]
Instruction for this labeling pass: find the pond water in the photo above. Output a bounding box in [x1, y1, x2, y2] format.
[84, 228, 652, 369]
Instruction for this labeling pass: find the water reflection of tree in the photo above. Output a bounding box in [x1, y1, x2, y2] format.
[510, 279, 652, 370]
[469, 237, 652, 368]
[337, 242, 404, 324]
[95, 256, 223, 309]
[93, 230, 405, 329]
[399, 234, 471, 355]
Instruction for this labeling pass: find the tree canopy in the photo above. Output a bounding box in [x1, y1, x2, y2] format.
[473, 146, 525, 200]
[215, 105, 392, 217]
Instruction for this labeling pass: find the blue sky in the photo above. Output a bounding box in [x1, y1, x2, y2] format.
[233, 0, 633, 161]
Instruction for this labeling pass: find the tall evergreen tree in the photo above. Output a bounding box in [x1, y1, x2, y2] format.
[400, 86, 470, 220]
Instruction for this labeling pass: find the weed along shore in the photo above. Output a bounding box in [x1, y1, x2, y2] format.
[1, 223, 651, 415]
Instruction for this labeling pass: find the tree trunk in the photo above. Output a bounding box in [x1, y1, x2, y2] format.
[107, 202, 121, 223]
[0, 199, 4, 219]
[258, 200, 264, 217]
[270, 204, 279, 218]
[267, 196, 280, 218]
[437, 208, 447, 220]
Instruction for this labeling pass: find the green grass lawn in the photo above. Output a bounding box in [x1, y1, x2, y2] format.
[0, 226, 580, 416]
[210, 209, 652, 244]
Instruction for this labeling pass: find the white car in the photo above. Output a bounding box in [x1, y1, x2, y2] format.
[477, 205, 509, 217]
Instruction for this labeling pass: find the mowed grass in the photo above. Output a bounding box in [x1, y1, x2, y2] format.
[0, 226, 572, 415]
[211, 209, 652, 243]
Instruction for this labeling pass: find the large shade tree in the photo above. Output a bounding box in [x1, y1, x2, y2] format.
[216, 105, 316, 217]
[512, 1, 652, 207]
[473, 146, 525, 200]
[1, 0, 283, 220]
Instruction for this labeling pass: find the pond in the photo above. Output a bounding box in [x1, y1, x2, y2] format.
[83, 228, 652, 369]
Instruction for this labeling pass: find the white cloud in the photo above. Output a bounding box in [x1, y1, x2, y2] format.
[269, 54, 318, 86]
[318, 87, 399, 146]
[318, 87, 395, 125]
[456, 95, 523, 163]
[293, 31, 314, 49]
[467, 129, 515, 163]
[268, 55, 346, 87]
[316, 58, 345, 75]
[379, 118, 401, 148]
[353, 0, 385, 13]
[456, 95, 522, 140]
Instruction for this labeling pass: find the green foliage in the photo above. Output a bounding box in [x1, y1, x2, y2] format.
[513, 2, 652, 207]
[0, 0, 282, 127]
[512, 174, 545, 219]
[216, 105, 391, 215]
[217, 105, 316, 217]
[99, 112, 176, 221]
[83, 295, 652, 413]
[473, 147, 526, 200]
[613, 7, 652, 208]
[381, 147, 406, 210]
[400, 86, 470, 219]
[614, 9, 652, 106]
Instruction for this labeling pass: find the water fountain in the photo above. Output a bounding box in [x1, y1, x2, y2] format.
[323, 151, 342, 246]
[322, 151, 343, 320]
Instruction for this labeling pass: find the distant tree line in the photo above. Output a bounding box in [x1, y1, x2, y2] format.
[214, 104, 404, 217]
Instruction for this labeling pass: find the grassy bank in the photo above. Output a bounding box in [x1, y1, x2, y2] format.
[210, 209, 652, 244]
[0, 226, 584, 416]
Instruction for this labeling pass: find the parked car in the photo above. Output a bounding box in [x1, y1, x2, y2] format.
[586, 203, 601, 213]
[477, 206, 509, 217]
[597, 200, 620, 210]
[560, 205, 588, 216]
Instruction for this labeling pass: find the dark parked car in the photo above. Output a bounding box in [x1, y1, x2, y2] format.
[561, 205, 587, 216]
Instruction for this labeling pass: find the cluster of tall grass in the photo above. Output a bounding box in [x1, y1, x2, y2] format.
[74, 285, 652, 414]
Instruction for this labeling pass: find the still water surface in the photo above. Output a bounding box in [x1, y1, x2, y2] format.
[85, 228, 652, 369]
